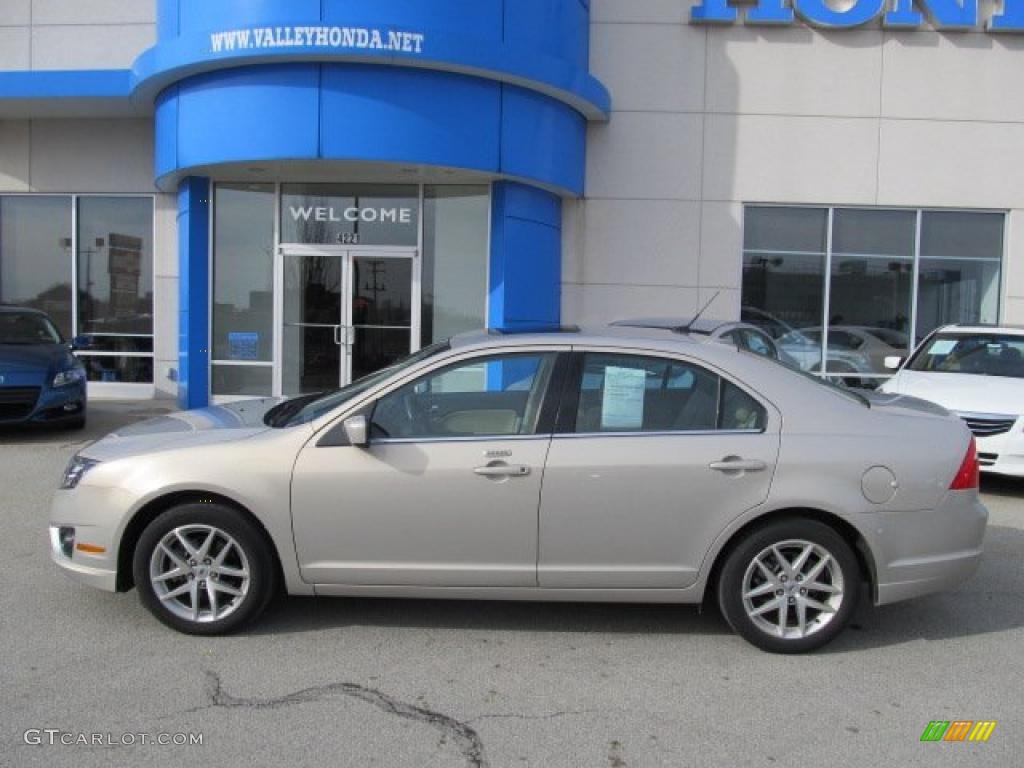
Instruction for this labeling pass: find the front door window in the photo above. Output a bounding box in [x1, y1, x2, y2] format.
[371, 352, 557, 440]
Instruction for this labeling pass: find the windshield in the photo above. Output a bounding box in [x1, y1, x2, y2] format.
[265, 341, 451, 428]
[907, 333, 1024, 378]
[0, 311, 62, 345]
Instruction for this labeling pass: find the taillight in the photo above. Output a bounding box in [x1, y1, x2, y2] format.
[949, 436, 979, 491]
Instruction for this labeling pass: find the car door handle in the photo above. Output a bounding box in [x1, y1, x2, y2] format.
[474, 464, 531, 478]
[709, 458, 767, 473]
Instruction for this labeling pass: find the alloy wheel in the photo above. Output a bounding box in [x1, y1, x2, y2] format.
[148, 524, 251, 623]
[741, 539, 845, 640]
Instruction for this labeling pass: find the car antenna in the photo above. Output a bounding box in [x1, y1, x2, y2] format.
[677, 291, 721, 334]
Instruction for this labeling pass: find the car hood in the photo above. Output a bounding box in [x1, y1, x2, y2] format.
[882, 370, 1024, 416]
[0, 343, 75, 372]
[81, 398, 283, 462]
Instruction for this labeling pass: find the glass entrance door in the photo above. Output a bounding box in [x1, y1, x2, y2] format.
[282, 248, 415, 395]
[348, 254, 414, 383]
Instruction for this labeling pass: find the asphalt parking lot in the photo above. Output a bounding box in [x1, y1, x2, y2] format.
[2, 402, 1022, 768]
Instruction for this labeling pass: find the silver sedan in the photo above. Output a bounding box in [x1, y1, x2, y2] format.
[50, 327, 987, 652]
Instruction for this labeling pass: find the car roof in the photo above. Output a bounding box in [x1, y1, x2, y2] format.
[450, 323, 743, 353]
[0, 305, 47, 315]
[608, 317, 747, 336]
[936, 324, 1024, 336]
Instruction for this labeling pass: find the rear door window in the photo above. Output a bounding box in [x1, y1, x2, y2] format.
[572, 353, 766, 433]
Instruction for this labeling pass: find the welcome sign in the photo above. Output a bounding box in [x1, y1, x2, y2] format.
[691, 0, 1024, 31]
[281, 188, 420, 248]
[289, 206, 415, 225]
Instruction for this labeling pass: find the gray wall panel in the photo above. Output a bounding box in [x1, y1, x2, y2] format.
[31, 24, 155, 70]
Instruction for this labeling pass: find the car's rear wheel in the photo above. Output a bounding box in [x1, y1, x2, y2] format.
[717, 519, 861, 653]
[132, 503, 276, 635]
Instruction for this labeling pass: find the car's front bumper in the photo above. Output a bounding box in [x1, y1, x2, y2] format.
[29, 381, 86, 423]
[974, 425, 1024, 477]
[0, 381, 86, 426]
[50, 485, 134, 593]
[869, 490, 988, 605]
[49, 526, 118, 591]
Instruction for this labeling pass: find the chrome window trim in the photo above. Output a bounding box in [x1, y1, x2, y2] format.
[553, 428, 766, 440]
[369, 434, 554, 446]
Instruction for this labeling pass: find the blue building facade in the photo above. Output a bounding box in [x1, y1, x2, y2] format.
[149, 0, 609, 407]
[0, 0, 609, 408]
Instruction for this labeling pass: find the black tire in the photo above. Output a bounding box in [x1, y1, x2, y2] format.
[133, 503, 277, 635]
[717, 518, 861, 653]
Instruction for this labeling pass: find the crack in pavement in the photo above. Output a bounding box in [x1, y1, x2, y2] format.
[467, 710, 595, 724]
[199, 671, 488, 768]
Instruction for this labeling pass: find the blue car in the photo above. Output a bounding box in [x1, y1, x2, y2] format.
[0, 306, 87, 429]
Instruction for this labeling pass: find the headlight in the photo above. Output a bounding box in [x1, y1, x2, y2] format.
[61, 455, 99, 490]
[53, 367, 86, 387]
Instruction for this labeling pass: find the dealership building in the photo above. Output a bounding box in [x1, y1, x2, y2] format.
[0, 0, 1021, 406]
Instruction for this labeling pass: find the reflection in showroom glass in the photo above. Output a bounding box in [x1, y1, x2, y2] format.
[742, 205, 1004, 387]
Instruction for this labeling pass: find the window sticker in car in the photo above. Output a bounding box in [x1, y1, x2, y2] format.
[928, 339, 957, 356]
[601, 366, 646, 430]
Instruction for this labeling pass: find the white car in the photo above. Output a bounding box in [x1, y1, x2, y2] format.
[880, 325, 1024, 477]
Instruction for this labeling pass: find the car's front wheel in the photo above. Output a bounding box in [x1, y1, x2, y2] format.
[717, 519, 861, 653]
[132, 503, 276, 635]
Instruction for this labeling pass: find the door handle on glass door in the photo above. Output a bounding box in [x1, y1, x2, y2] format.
[473, 464, 531, 478]
[709, 458, 767, 473]
[333, 325, 343, 346]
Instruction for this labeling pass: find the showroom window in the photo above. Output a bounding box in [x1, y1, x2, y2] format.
[742, 206, 1004, 387]
[0, 196, 73, 336]
[0, 195, 154, 384]
[211, 183, 275, 397]
[421, 186, 489, 346]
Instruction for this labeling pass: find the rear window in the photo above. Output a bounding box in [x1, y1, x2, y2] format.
[760, 354, 870, 408]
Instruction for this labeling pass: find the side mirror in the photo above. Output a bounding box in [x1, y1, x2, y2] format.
[70, 335, 91, 351]
[343, 414, 369, 447]
[883, 356, 903, 371]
